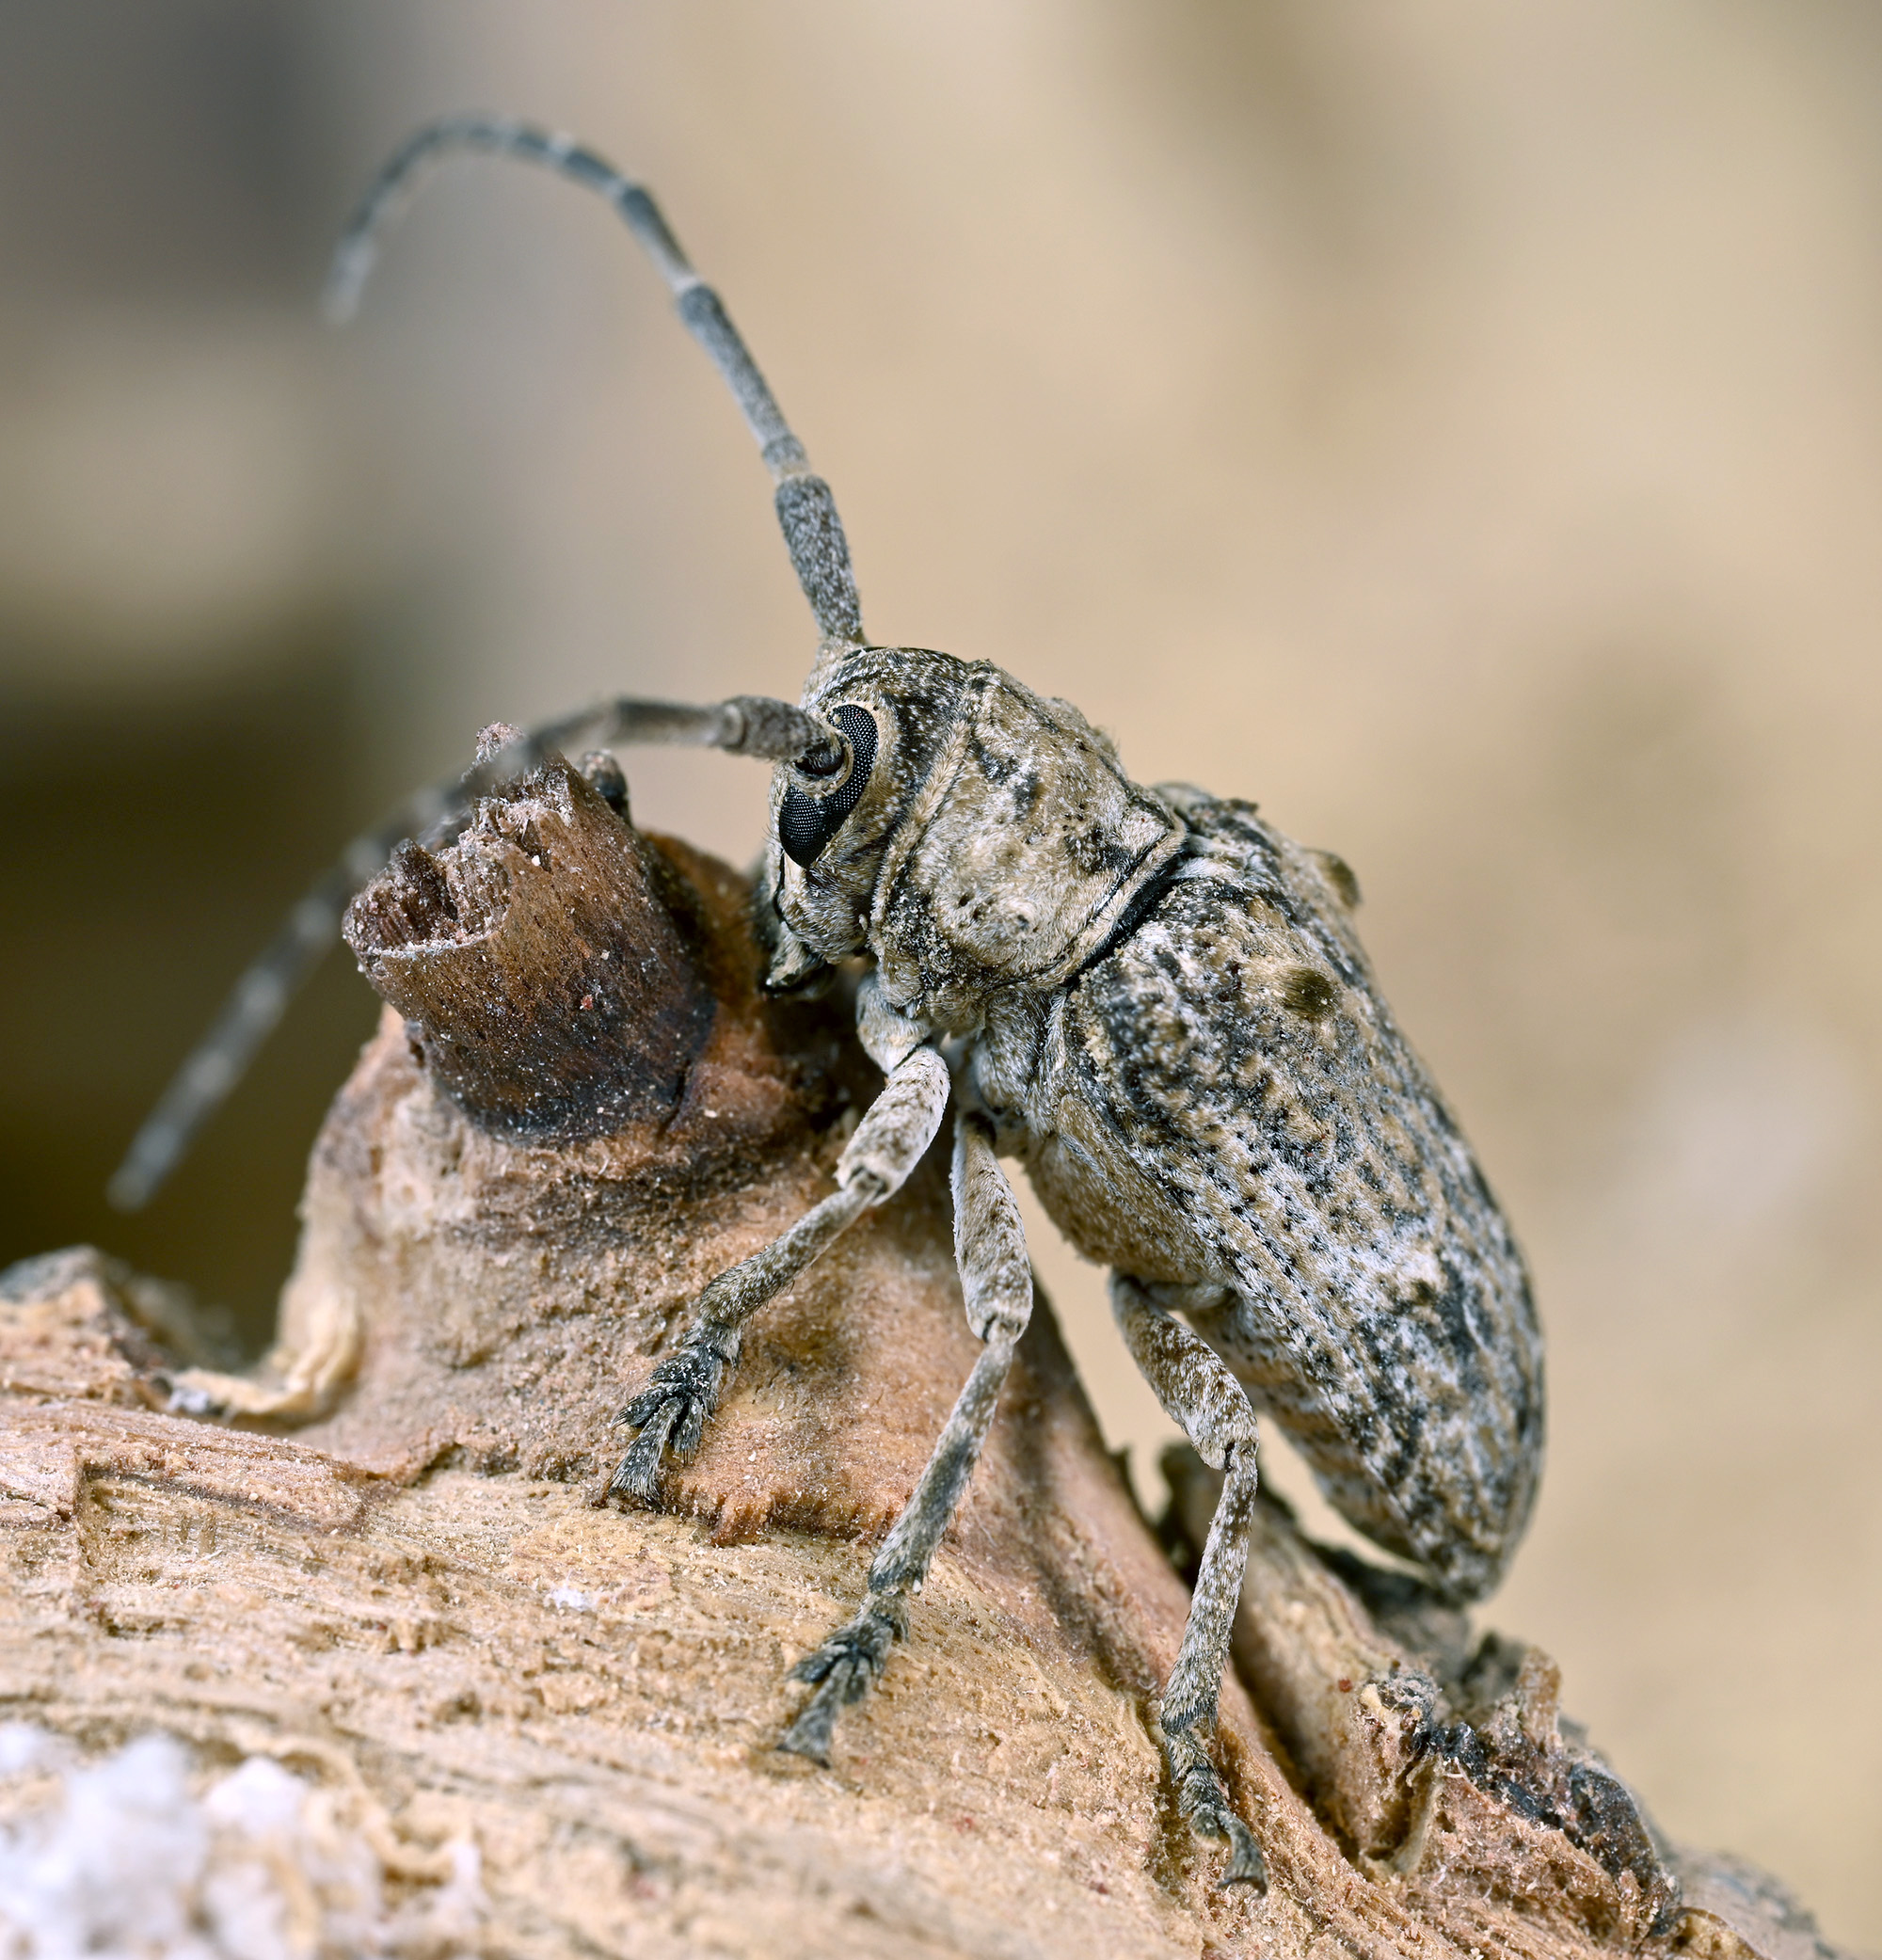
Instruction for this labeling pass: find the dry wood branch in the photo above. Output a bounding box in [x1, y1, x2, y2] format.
[0, 773, 1850, 1960]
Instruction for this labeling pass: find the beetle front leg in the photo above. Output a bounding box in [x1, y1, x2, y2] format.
[780, 1107, 1033, 1763]
[609, 1043, 951, 1504]
[1111, 1274, 1268, 1891]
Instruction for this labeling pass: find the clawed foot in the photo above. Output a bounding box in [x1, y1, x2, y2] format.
[776, 1598, 907, 1765]
[1166, 1727, 1268, 1890]
[608, 1331, 737, 1505]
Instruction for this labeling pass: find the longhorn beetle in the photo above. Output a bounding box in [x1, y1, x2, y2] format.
[114, 117, 1546, 1891]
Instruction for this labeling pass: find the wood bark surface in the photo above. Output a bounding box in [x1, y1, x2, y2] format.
[0, 757, 1848, 1960]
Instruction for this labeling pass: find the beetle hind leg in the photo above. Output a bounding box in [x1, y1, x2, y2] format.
[1111, 1273, 1268, 1891]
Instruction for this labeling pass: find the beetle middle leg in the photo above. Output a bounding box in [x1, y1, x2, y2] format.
[779, 1107, 1034, 1763]
[1111, 1273, 1268, 1890]
[610, 1043, 951, 1502]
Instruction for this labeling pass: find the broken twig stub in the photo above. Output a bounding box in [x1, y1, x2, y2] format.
[343, 750, 716, 1140]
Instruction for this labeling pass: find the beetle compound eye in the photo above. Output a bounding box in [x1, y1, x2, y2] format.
[778, 704, 877, 867]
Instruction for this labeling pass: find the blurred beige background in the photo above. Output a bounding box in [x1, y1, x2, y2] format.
[1, 2, 1876, 1942]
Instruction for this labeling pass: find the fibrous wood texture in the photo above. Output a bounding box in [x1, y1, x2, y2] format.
[0, 757, 1848, 1960]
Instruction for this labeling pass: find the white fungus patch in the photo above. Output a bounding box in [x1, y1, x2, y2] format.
[0, 1725, 484, 1960]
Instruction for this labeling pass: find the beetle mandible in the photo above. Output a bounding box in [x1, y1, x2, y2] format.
[114, 117, 1546, 1892]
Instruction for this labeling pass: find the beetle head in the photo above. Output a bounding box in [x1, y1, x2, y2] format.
[762, 649, 1183, 1026]
[758, 647, 971, 993]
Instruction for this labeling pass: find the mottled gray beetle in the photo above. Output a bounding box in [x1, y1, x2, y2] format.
[116, 117, 1545, 1891]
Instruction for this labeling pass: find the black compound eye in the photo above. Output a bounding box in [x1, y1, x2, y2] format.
[778, 704, 877, 867]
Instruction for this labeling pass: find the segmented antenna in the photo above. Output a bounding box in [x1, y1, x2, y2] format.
[327, 115, 864, 645]
[110, 117, 867, 1210]
[107, 807, 448, 1214]
[109, 693, 844, 1211]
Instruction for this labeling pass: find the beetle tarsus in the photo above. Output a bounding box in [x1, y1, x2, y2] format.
[1167, 1728, 1268, 1891]
[1214, 1814, 1269, 1891]
[609, 1332, 737, 1502]
[778, 1598, 906, 1763]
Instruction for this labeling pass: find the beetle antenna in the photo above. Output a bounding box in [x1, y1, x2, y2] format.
[327, 114, 864, 647]
[108, 693, 842, 1211]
